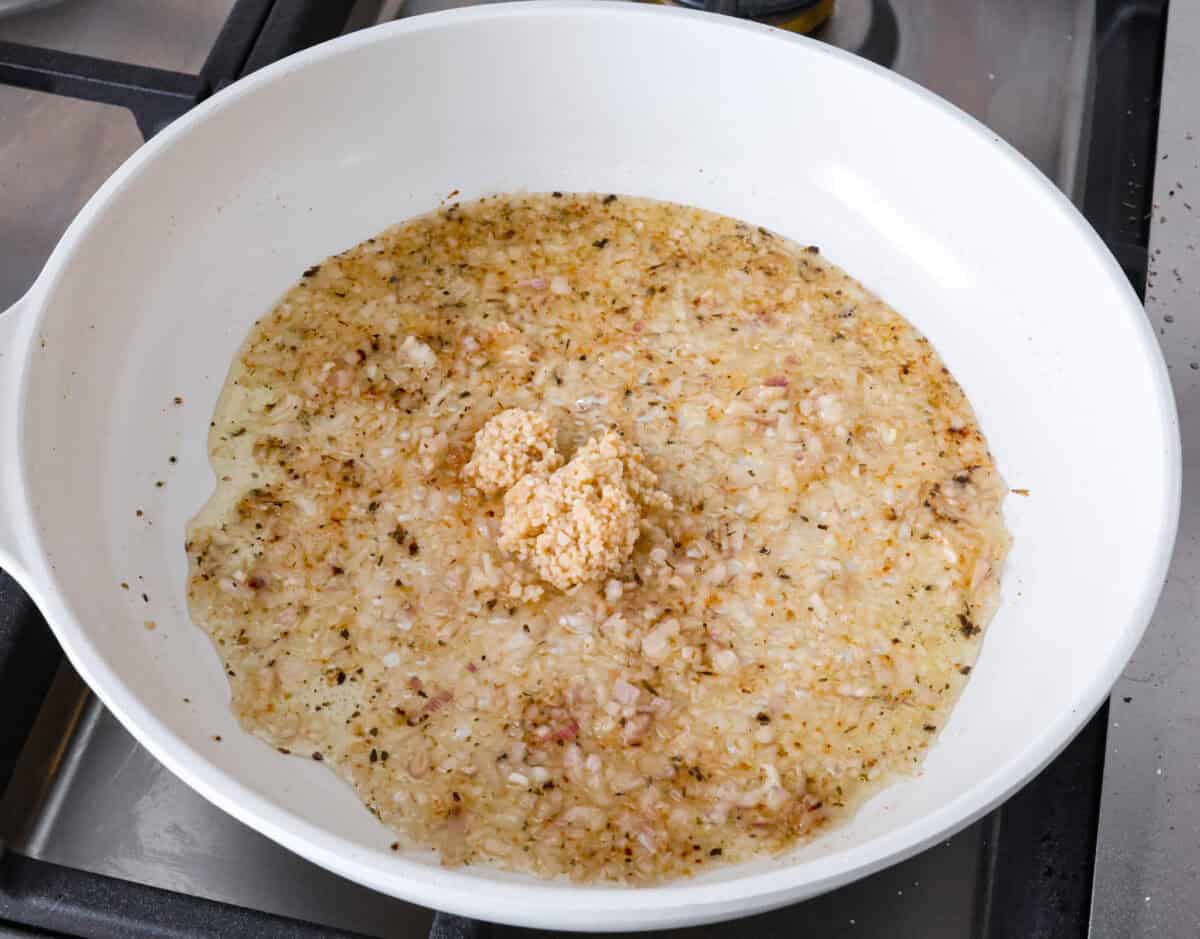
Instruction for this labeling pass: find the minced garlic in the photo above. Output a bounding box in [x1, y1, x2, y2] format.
[462, 408, 562, 494]
[498, 430, 664, 590]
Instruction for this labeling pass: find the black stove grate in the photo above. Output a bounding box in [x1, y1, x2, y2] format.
[0, 0, 354, 137]
[0, 1, 1169, 936]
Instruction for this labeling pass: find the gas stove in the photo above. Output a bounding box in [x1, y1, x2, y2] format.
[0, 2, 1179, 937]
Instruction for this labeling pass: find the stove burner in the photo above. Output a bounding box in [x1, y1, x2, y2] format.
[651, 0, 897, 68]
[814, 0, 898, 67]
[666, 0, 833, 33]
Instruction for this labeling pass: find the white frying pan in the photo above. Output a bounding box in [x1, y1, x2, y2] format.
[0, 3, 1179, 930]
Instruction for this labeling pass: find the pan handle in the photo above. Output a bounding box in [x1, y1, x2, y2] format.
[0, 288, 34, 581]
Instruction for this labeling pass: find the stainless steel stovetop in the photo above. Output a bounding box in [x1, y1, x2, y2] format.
[0, 2, 1194, 937]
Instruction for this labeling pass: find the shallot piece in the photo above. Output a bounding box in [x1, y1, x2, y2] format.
[612, 678, 641, 707]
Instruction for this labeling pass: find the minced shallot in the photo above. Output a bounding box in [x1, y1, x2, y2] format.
[187, 193, 1010, 884]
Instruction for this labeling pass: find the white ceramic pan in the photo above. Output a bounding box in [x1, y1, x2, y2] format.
[0, 3, 1180, 930]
